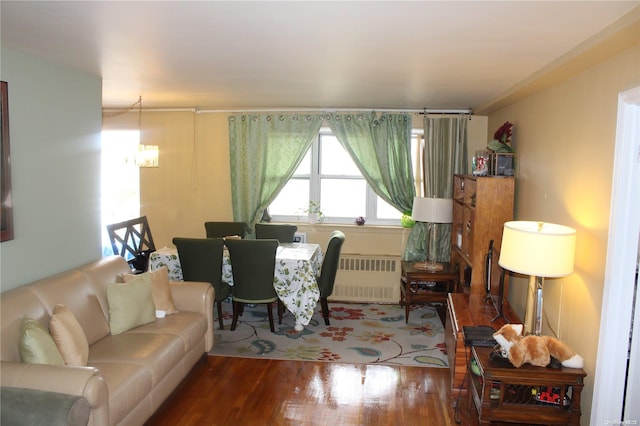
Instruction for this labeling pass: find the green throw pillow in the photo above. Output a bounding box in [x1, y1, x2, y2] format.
[19, 317, 65, 365]
[106, 274, 156, 335]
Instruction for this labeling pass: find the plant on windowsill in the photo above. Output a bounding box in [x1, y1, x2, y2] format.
[297, 201, 326, 224]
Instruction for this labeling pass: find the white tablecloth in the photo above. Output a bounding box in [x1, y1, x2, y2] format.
[149, 243, 323, 327]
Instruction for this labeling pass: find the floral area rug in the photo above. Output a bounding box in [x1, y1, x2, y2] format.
[209, 302, 448, 368]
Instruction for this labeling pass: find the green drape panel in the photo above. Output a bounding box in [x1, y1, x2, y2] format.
[327, 112, 415, 214]
[404, 116, 468, 261]
[229, 113, 324, 232]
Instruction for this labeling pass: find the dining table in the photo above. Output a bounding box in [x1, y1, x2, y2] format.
[149, 242, 323, 331]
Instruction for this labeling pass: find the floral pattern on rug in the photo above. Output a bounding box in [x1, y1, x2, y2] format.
[211, 302, 448, 368]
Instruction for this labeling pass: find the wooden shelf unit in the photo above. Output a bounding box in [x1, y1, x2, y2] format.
[468, 346, 586, 425]
[451, 174, 515, 295]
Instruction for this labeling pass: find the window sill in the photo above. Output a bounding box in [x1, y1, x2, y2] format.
[295, 222, 414, 235]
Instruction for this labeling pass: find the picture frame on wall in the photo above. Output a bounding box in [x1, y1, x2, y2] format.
[1, 81, 14, 242]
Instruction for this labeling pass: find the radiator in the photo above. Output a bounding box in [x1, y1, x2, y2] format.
[329, 254, 401, 303]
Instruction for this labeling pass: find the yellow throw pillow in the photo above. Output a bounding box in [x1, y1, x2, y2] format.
[106, 274, 156, 335]
[49, 304, 89, 366]
[123, 267, 178, 315]
[19, 317, 65, 365]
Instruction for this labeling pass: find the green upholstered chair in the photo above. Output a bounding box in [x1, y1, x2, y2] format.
[172, 237, 231, 330]
[317, 230, 346, 325]
[255, 223, 297, 243]
[204, 221, 248, 239]
[224, 239, 282, 332]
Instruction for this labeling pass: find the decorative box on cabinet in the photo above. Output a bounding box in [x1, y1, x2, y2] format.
[489, 152, 516, 176]
[468, 346, 586, 425]
[451, 174, 514, 294]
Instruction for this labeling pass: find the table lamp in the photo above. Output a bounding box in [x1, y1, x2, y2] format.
[412, 197, 453, 271]
[498, 221, 576, 335]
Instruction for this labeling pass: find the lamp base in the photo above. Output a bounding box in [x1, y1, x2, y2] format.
[412, 261, 444, 271]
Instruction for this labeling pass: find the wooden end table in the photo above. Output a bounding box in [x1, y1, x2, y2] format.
[468, 346, 586, 425]
[400, 261, 458, 323]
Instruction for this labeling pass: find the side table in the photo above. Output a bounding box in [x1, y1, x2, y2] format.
[468, 346, 586, 425]
[400, 261, 458, 323]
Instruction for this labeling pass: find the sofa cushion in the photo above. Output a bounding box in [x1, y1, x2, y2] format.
[86, 361, 152, 425]
[80, 256, 135, 341]
[127, 311, 208, 354]
[89, 332, 184, 387]
[1, 287, 49, 363]
[19, 318, 65, 365]
[106, 275, 156, 335]
[28, 270, 110, 347]
[49, 304, 89, 366]
[123, 267, 178, 315]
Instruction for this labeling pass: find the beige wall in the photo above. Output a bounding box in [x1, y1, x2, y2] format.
[488, 44, 640, 424]
[104, 112, 487, 256]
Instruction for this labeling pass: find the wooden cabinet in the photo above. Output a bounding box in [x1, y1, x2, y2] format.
[468, 346, 586, 425]
[451, 174, 514, 294]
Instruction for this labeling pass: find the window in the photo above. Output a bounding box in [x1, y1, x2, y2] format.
[101, 130, 140, 255]
[269, 128, 422, 225]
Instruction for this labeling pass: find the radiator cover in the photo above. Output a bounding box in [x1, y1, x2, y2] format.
[329, 254, 401, 303]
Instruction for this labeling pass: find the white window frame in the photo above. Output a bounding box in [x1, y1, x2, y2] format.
[270, 128, 422, 226]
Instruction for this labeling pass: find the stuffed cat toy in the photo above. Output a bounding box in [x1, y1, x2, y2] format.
[492, 324, 584, 369]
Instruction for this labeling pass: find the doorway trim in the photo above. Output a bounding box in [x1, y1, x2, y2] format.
[591, 86, 640, 424]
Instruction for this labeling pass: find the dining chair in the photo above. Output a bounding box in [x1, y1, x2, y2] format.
[204, 221, 248, 239]
[255, 223, 297, 243]
[224, 239, 282, 332]
[172, 237, 231, 330]
[106, 216, 156, 273]
[317, 230, 346, 325]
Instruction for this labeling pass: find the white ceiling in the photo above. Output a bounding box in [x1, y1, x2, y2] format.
[1, 1, 638, 111]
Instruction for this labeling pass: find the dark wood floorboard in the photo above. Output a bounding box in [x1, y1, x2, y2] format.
[145, 355, 480, 426]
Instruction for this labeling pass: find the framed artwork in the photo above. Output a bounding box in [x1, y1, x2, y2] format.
[1, 81, 13, 242]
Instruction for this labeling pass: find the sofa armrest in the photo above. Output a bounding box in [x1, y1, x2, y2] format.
[169, 281, 214, 352]
[1, 386, 90, 426]
[0, 361, 108, 426]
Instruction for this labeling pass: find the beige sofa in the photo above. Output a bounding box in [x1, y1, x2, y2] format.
[0, 255, 214, 426]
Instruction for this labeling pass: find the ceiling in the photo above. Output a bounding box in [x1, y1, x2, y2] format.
[1, 1, 638, 112]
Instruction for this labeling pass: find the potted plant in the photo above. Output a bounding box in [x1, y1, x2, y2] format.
[487, 121, 514, 153]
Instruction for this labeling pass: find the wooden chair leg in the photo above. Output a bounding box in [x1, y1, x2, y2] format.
[277, 300, 284, 324]
[320, 297, 330, 325]
[216, 300, 224, 330]
[267, 302, 275, 332]
[231, 301, 243, 331]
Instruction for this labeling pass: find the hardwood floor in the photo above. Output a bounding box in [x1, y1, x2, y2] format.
[145, 355, 480, 426]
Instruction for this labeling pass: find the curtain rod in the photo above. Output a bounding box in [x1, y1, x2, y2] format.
[103, 106, 472, 115]
[195, 107, 472, 114]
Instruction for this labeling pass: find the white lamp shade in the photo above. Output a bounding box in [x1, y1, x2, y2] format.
[411, 197, 453, 223]
[498, 221, 576, 277]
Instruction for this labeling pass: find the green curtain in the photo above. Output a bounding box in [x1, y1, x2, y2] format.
[229, 113, 323, 232]
[404, 116, 468, 261]
[327, 112, 415, 213]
